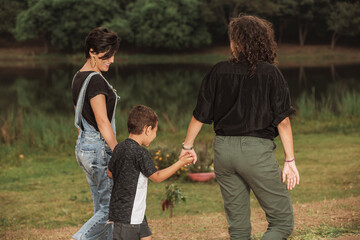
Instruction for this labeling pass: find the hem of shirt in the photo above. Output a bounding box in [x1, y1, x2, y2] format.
[145, 168, 158, 178]
[215, 132, 275, 140]
[88, 91, 109, 100]
[272, 107, 296, 127]
[192, 111, 213, 124]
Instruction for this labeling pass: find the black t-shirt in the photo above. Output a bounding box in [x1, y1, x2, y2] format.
[72, 71, 116, 131]
[108, 138, 158, 224]
[193, 60, 295, 140]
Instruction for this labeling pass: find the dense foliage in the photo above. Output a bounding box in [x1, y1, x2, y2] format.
[2, 0, 360, 51]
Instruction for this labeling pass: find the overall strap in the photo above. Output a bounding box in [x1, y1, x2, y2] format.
[74, 72, 100, 130]
[98, 74, 120, 135]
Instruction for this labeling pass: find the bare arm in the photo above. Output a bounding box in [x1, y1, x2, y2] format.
[90, 94, 118, 151]
[107, 168, 113, 179]
[180, 116, 204, 163]
[149, 153, 193, 183]
[277, 117, 300, 190]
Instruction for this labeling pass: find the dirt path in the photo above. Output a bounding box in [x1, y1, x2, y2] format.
[2, 197, 359, 240]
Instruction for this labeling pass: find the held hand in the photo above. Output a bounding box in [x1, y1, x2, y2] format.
[282, 161, 300, 190]
[180, 149, 197, 165]
[179, 152, 194, 166]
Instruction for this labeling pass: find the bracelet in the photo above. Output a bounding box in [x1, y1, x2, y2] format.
[285, 158, 295, 163]
[182, 142, 193, 150]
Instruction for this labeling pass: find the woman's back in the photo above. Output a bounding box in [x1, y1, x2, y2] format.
[193, 60, 295, 139]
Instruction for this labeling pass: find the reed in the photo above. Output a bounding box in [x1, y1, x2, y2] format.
[1, 90, 360, 166]
[295, 88, 360, 120]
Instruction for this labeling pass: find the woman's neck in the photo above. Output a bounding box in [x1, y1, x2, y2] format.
[80, 59, 101, 73]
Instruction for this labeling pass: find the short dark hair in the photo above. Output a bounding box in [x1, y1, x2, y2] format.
[128, 105, 159, 135]
[84, 27, 120, 60]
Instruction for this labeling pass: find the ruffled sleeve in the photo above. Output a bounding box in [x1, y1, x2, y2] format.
[270, 66, 296, 126]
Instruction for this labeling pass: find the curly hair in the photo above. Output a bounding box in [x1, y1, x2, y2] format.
[228, 14, 278, 76]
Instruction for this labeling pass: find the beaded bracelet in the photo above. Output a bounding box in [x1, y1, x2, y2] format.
[285, 158, 295, 163]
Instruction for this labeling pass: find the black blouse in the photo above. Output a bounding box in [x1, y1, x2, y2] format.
[193, 60, 295, 140]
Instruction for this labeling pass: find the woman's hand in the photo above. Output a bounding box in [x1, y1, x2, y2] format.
[282, 161, 300, 190]
[180, 149, 197, 165]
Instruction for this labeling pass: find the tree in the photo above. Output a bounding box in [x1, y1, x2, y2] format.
[203, 0, 280, 28]
[103, 17, 134, 44]
[14, 0, 120, 52]
[293, 0, 330, 46]
[0, 0, 27, 40]
[327, 1, 360, 49]
[124, 0, 211, 49]
[271, 0, 297, 44]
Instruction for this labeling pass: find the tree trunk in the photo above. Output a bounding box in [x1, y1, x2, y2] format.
[218, 5, 228, 28]
[331, 31, 339, 49]
[278, 19, 288, 44]
[298, 23, 308, 46]
[169, 205, 173, 218]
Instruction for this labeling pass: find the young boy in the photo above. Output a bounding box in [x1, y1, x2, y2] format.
[107, 105, 193, 240]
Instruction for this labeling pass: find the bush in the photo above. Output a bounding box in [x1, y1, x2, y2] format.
[14, 0, 120, 52]
[149, 147, 187, 178]
[125, 0, 211, 49]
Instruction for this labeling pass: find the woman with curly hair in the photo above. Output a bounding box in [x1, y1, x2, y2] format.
[180, 15, 299, 239]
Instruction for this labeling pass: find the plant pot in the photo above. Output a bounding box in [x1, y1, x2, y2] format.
[186, 172, 216, 182]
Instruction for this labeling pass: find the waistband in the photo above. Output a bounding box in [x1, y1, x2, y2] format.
[79, 130, 104, 140]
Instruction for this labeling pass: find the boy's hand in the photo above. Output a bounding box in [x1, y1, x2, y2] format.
[180, 149, 197, 165]
[179, 153, 194, 166]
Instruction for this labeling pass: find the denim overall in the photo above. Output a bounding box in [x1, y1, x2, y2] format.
[72, 72, 119, 240]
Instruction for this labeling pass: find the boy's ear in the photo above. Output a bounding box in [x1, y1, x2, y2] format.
[144, 126, 151, 136]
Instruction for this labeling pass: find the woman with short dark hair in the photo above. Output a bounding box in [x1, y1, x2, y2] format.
[71, 27, 120, 240]
[181, 15, 300, 239]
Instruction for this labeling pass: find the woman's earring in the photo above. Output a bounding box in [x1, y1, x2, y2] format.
[90, 57, 96, 68]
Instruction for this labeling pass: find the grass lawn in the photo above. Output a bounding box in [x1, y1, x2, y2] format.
[0, 132, 359, 239]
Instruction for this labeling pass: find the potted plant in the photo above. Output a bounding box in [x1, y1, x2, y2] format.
[186, 142, 216, 182]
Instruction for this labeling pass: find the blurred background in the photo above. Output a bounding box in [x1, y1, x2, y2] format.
[1, 0, 360, 173]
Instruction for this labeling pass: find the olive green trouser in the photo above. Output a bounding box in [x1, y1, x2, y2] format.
[213, 136, 294, 240]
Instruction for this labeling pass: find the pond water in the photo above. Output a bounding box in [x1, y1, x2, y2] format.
[1, 63, 359, 119]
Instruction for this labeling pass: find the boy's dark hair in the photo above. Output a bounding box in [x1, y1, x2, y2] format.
[84, 27, 120, 60]
[128, 105, 158, 134]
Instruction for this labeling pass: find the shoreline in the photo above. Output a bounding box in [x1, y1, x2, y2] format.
[1, 44, 360, 67]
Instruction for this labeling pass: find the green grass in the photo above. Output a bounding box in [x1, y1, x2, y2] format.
[291, 224, 360, 240]
[1, 132, 359, 236]
[251, 224, 360, 240]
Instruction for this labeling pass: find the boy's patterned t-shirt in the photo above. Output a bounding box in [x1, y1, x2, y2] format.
[108, 138, 157, 224]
